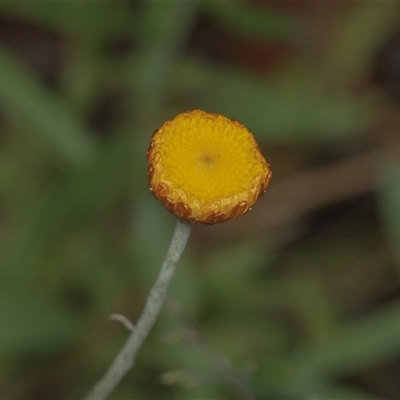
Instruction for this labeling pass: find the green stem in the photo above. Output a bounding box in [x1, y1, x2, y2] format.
[83, 219, 192, 400]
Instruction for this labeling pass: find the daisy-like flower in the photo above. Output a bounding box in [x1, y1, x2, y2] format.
[147, 110, 272, 224]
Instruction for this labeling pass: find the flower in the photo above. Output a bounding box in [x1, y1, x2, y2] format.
[147, 110, 272, 224]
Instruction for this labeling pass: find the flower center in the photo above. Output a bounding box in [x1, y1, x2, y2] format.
[199, 153, 217, 169]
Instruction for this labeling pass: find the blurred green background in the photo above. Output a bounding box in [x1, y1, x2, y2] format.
[1, 1, 400, 399]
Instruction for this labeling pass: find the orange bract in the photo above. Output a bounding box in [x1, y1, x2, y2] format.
[147, 110, 272, 224]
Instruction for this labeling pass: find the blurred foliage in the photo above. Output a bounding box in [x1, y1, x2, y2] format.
[0, 1, 400, 400]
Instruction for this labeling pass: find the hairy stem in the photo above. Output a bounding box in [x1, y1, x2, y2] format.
[83, 220, 192, 400]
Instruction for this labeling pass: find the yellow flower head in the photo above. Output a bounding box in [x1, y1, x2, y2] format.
[147, 110, 272, 224]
